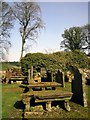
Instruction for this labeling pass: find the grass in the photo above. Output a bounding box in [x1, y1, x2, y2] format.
[2, 84, 24, 118]
[2, 82, 90, 119]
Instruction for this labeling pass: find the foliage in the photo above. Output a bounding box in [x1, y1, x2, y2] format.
[60, 27, 86, 51]
[21, 50, 89, 75]
[12, 2, 44, 60]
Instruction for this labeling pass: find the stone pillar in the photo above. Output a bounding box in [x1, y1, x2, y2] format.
[25, 97, 30, 112]
[46, 101, 52, 111]
[64, 100, 70, 111]
[80, 70, 87, 107]
[62, 72, 65, 88]
[28, 69, 31, 84]
[31, 66, 33, 83]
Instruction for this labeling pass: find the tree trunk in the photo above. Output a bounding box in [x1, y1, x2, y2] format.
[20, 38, 24, 60]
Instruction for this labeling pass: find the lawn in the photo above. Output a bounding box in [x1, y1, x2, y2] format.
[1, 82, 90, 119]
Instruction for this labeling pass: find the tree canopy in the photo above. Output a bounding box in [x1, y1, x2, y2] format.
[21, 50, 89, 75]
[60, 27, 86, 52]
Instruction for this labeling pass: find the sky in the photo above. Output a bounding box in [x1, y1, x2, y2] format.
[7, 1, 88, 61]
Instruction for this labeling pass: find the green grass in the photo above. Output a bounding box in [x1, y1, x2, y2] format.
[2, 83, 90, 119]
[2, 84, 24, 118]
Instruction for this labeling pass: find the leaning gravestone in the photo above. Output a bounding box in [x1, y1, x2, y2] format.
[71, 68, 87, 107]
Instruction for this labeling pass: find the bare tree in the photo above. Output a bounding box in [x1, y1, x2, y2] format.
[0, 2, 14, 61]
[81, 24, 90, 54]
[12, 2, 44, 60]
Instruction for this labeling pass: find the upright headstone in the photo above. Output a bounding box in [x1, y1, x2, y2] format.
[6, 69, 11, 84]
[55, 70, 65, 87]
[79, 69, 87, 107]
[71, 68, 87, 107]
[17, 69, 21, 76]
[47, 71, 52, 82]
[41, 67, 47, 82]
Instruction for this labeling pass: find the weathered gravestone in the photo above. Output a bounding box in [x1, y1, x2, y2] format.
[28, 66, 34, 84]
[41, 67, 47, 82]
[28, 69, 31, 84]
[55, 70, 65, 87]
[71, 68, 87, 107]
[6, 69, 12, 84]
[47, 71, 52, 82]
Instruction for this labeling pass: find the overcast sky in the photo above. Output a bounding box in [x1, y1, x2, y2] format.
[7, 1, 88, 61]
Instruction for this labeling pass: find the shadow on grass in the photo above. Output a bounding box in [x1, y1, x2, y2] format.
[14, 100, 25, 119]
[19, 85, 29, 93]
[14, 100, 25, 109]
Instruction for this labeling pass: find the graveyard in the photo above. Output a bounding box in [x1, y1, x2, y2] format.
[1, 2, 90, 119]
[2, 82, 89, 119]
[1, 59, 90, 119]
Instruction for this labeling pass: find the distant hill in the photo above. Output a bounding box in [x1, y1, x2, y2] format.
[0, 62, 20, 70]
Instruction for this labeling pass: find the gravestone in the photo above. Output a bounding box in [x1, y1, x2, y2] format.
[55, 70, 65, 87]
[28, 66, 34, 84]
[47, 71, 52, 82]
[71, 68, 87, 107]
[16, 69, 21, 76]
[41, 67, 47, 82]
[6, 69, 12, 84]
